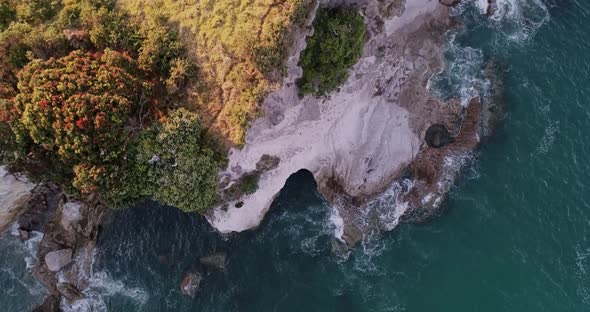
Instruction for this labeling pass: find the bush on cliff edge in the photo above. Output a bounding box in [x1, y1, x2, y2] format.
[297, 7, 366, 96]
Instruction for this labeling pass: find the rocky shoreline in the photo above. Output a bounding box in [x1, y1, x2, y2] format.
[0, 0, 508, 309]
[3, 185, 110, 312]
[207, 0, 493, 240]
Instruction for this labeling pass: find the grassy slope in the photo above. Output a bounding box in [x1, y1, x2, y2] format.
[118, 0, 309, 145]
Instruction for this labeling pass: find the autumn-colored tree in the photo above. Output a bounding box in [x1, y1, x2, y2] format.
[12, 49, 146, 194]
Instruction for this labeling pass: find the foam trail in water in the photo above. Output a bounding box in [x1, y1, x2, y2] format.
[458, 0, 550, 44]
[60, 250, 148, 312]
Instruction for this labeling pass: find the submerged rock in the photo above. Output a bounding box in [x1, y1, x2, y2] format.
[200, 252, 227, 271]
[32, 294, 60, 312]
[56, 282, 84, 303]
[45, 249, 73, 272]
[180, 272, 202, 298]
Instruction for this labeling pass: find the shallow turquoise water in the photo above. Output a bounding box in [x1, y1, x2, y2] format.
[3, 0, 590, 311]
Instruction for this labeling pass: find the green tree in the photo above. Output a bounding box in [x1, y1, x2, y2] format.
[297, 8, 366, 95]
[134, 109, 220, 213]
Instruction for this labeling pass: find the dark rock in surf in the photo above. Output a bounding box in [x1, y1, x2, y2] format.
[200, 252, 227, 271]
[32, 294, 60, 312]
[56, 282, 84, 303]
[181, 271, 202, 298]
[425, 124, 453, 148]
[487, 0, 498, 16]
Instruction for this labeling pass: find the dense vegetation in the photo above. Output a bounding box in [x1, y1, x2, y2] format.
[119, 0, 310, 145]
[0, 0, 365, 213]
[298, 8, 366, 95]
[0, 0, 222, 212]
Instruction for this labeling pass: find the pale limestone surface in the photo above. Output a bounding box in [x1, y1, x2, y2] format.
[208, 0, 449, 233]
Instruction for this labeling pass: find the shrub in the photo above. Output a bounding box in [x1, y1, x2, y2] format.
[134, 109, 221, 213]
[0, 2, 15, 31]
[137, 13, 184, 76]
[297, 7, 366, 95]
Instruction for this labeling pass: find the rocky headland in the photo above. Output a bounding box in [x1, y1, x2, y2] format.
[208, 0, 502, 246]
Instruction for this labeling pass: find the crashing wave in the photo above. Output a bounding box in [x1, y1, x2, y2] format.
[60, 263, 148, 312]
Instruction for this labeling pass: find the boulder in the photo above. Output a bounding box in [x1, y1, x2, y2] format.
[45, 249, 73, 272]
[425, 124, 453, 148]
[180, 272, 202, 298]
[439, 0, 461, 6]
[32, 295, 60, 312]
[199, 253, 227, 271]
[57, 282, 84, 303]
[341, 224, 364, 247]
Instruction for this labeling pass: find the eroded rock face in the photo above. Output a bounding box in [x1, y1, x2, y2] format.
[17, 184, 61, 234]
[56, 282, 84, 303]
[32, 294, 60, 312]
[404, 97, 482, 219]
[181, 272, 202, 298]
[200, 253, 227, 271]
[45, 249, 73, 272]
[209, 0, 456, 234]
[439, 0, 461, 7]
[30, 196, 108, 309]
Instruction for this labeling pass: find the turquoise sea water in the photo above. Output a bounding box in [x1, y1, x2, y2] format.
[2, 0, 590, 311]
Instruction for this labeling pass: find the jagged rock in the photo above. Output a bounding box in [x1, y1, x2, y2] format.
[17, 184, 60, 232]
[180, 272, 202, 298]
[57, 282, 84, 303]
[341, 224, 364, 247]
[32, 295, 60, 312]
[439, 0, 461, 6]
[255, 154, 280, 172]
[18, 229, 30, 241]
[199, 253, 227, 271]
[45, 249, 72, 272]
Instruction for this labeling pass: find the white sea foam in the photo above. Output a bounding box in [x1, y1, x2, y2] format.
[329, 207, 345, 242]
[488, 0, 549, 44]
[428, 32, 490, 105]
[457, 0, 550, 44]
[536, 121, 558, 154]
[61, 270, 149, 312]
[60, 249, 148, 312]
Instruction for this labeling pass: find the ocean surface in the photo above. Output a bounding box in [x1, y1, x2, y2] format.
[2, 0, 590, 311]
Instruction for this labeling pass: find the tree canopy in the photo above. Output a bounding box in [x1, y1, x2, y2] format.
[297, 8, 366, 96]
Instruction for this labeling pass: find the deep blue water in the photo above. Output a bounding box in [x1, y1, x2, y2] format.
[2, 0, 590, 311]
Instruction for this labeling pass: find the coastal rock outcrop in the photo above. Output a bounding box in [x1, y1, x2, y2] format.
[32, 294, 60, 312]
[181, 272, 202, 298]
[25, 193, 109, 310]
[208, 0, 460, 236]
[56, 282, 84, 303]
